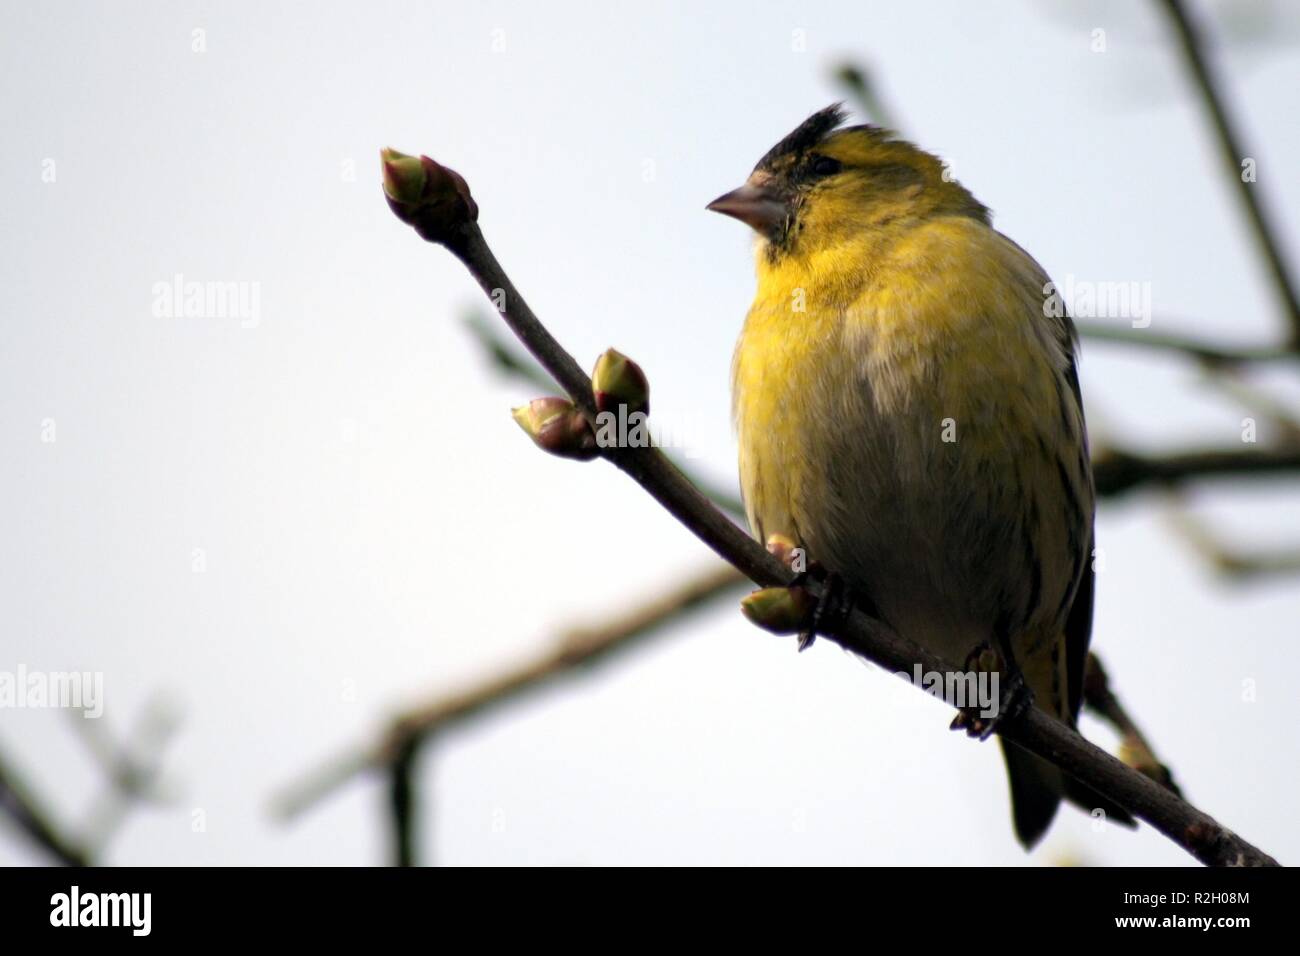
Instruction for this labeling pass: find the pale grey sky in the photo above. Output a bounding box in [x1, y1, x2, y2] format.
[2, 0, 1297, 865]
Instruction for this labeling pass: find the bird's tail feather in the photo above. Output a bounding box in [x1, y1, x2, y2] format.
[1000, 738, 1063, 849]
[1000, 739, 1138, 847]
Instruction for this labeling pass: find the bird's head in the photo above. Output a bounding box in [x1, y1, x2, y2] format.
[707, 104, 989, 262]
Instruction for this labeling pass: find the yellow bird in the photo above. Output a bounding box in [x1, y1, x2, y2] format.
[710, 105, 1129, 847]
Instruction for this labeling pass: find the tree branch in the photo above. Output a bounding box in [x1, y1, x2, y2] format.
[1093, 444, 1300, 497]
[1, 698, 179, 865]
[280, 562, 1185, 847]
[1198, 369, 1300, 446]
[0, 748, 89, 866]
[463, 310, 561, 392]
[72, 696, 180, 854]
[1159, 0, 1300, 345]
[389, 740, 419, 867]
[1076, 319, 1297, 367]
[831, 61, 899, 129]
[1084, 654, 1181, 796]
[273, 562, 747, 822]
[461, 309, 748, 517]
[371, 154, 1280, 866]
[1166, 505, 1300, 581]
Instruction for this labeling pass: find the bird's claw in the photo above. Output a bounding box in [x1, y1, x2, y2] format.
[950, 642, 1034, 740]
[795, 567, 850, 652]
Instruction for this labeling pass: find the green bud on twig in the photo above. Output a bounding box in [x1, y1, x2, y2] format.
[740, 586, 814, 635]
[591, 348, 649, 417]
[381, 148, 427, 206]
[380, 147, 478, 243]
[511, 397, 598, 461]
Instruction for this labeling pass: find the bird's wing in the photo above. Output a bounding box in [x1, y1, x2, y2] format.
[1060, 345, 1094, 725]
[1064, 531, 1095, 724]
[1006, 228, 1095, 726]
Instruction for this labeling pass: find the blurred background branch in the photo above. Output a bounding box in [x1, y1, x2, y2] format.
[273, 562, 747, 831]
[72, 694, 181, 857]
[0, 748, 88, 866]
[1159, 0, 1300, 346]
[1073, 319, 1298, 366]
[1166, 503, 1300, 580]
[0, 695, 178, 865]
[1092, 444, 1300, 496]
[1083, 653, 1182, 797]
[831, 61, 899, 129]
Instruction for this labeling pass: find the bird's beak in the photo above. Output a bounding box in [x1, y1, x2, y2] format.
[706, 176, 787, 235]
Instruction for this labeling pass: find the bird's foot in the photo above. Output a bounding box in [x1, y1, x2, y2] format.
[792, 566, 849, 652]
[741, 536, 850, 651]
[950, 642, 1034, 741]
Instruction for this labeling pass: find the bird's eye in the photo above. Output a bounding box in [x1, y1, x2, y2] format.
[810, 155, 842, 177]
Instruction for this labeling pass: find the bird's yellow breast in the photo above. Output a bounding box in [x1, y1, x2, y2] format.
[731, 268, 845, 545]
[732, 215, 1084, 659]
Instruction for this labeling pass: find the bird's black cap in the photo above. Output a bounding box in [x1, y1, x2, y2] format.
[754, 103, 848, 171]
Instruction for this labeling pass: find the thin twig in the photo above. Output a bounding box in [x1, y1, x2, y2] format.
[1159, 0, 1300, 345]
[282, 557, 1188, 844]
[389, 740, 419, 867]
[273, 562, 747, 821]
[1084, 654, 1181, 797]
[73, 697, 181, 854]
[462, 308, 749, 518]
[1077, 320, 1296, 367]
[0, 748, 89, 866]
[831, 62, 898, 129]
[463, 310, 559, 392]
[1166, 505, 1300, 580]
[1093, 444, 1300, 497]
[378, 166, 1280, 865]
[1198, 369, 1300, 446]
